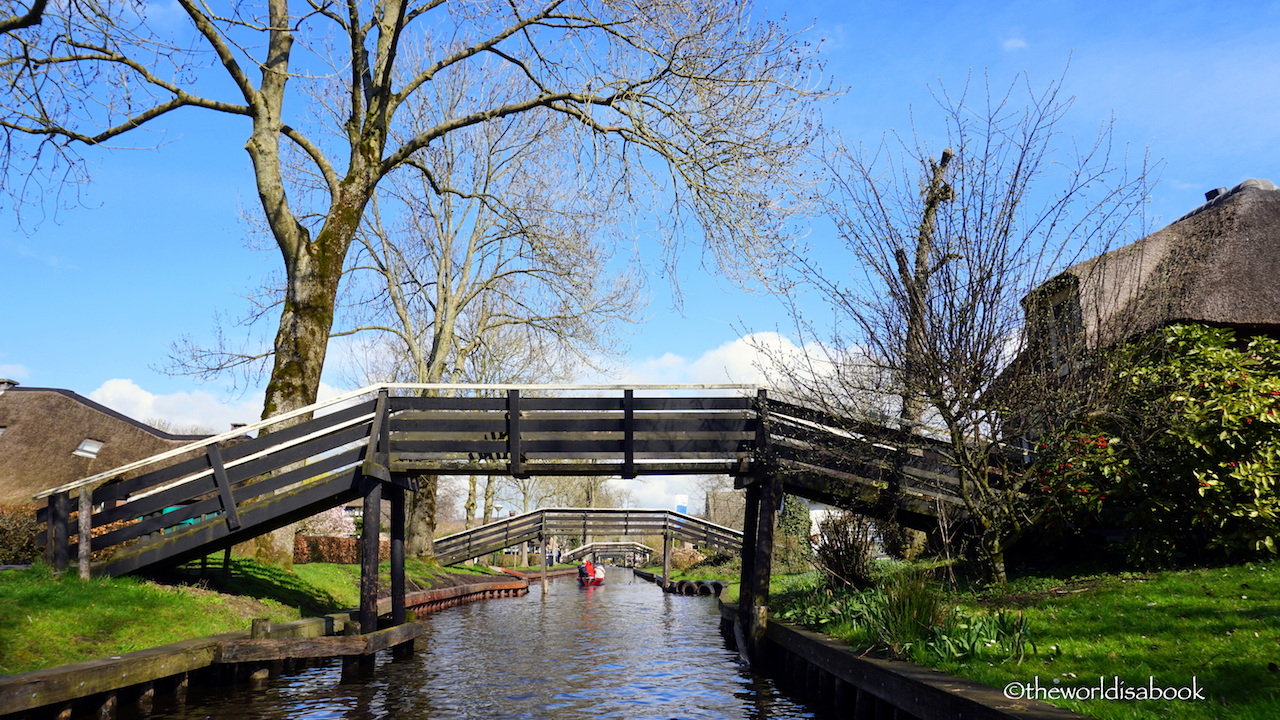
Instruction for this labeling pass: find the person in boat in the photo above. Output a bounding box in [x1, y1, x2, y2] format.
[578, 559, 594, 580]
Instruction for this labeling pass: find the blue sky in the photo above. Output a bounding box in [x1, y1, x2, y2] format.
[3, 1, 1279, 507]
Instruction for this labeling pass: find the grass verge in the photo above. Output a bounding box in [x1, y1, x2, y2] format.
[770, 562, 1280, 720]
[940, 563, 1280, 720]
[0, 556, 503, 675]
[0, 564, 296, 674]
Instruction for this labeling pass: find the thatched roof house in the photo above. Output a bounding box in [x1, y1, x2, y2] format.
[1025, 178, 1280, 372]
[0, 381, 210, 506]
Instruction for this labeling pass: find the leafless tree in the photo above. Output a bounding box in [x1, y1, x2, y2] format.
[779, 72, 1153, 584]
[0, 0, 831, 424]
[0, 0, 48, 34]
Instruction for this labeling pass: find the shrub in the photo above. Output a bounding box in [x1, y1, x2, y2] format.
[812, 510, 877, 588]
[669, 546, 705, 570]
[1038, 324, 1280, 567]
[296, 507, 356, 538]
[774, 494, 813, 572]
[864, 567, 949, 657]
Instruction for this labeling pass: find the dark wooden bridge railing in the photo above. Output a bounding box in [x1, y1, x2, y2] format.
[389, 391, 760, 477]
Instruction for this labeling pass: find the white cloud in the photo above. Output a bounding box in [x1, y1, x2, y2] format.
[89, 378, 264, 434]
[0, 364, 30, 381]
[1001, 36, 1028, 52]
[621, 332, 826, 386]
[613, 475, 704, 512]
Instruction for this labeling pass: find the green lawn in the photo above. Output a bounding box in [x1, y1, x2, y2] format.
[0, 564, 297, 674]
[768, 562, 1280, 720]
[0, 557, 504, 674]
[940, 564, 1280, 719]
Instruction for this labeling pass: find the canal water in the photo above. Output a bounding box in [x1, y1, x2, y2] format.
[141, 568, 815, 719]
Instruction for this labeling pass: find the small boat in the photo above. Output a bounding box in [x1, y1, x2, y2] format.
[577, 561, 606, 586]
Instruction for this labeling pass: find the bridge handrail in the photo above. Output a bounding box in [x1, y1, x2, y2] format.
[33, 383, 763, 500]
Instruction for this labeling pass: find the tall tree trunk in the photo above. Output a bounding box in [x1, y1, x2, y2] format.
[482, 476, 497, 524]
[464, 475, 478, 530]
[260, 239, 346, 421]
[406, 475, 437, 559]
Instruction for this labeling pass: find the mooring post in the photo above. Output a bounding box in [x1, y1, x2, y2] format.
[540, 532, 549, 595]
[662, 530, 672, 591]
[360, 480, 383, 637]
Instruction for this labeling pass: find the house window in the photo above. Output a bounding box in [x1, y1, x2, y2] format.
[1030, 276, 1084, 377]
[73, 439, 105, 459]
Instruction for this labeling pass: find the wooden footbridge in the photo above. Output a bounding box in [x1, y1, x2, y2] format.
[31, 383, 969, 659]
[433, 508, 741, 566]
[562, 541, 655, 564]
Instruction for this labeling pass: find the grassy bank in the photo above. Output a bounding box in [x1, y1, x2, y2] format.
[0, 557, 501, 675]
[942, 563, 1280, 720]
[770, 562, 1280, 720]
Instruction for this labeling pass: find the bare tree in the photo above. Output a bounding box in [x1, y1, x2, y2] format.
[0, 0, 48, 34]
[780, 72, 1153, 584]
[0, 0, 830, 424]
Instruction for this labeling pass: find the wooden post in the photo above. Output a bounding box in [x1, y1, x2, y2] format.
[360, 481, 383, 637]
[742, 473, 781, 660]
[48, 492, 69, 572]
[77, 487, 92, 579]
[662, 530, 672, 591]
[540, 533, 548, 595]
[389, 484, 406, 626]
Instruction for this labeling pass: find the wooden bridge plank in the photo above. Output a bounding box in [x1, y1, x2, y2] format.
[391, 458, 749, 475]
[92, 400, 376, 504]
[213, 622, 426, 664]
[388, 395, 753, 412]
[96, 464, 366, 576]
[89, 448, 364, 552]
[391, 437, 753, 455]
[91, 425, 370, 530]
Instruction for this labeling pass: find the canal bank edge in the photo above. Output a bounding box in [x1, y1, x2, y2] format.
[717, 602, 1091, 720]
[0, 579, 529, 719]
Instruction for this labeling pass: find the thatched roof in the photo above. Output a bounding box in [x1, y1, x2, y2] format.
[0, 386, 209, 506]
[1047, 178, 1280, 349]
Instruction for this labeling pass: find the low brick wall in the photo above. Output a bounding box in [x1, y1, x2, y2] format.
[293, 535, 389, 564]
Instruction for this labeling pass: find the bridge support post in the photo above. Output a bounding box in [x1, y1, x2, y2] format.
[389, 484, 406, 627]
[360, 481, 382, 643]
[739, 472, 781, 664]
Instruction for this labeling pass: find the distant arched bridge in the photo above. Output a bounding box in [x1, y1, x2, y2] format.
[433, 508, 741, 565]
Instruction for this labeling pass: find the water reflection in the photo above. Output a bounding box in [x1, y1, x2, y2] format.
[138, 568, 813, 720]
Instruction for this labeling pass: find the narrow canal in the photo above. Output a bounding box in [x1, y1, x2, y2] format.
[139, 568, 815, 719]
